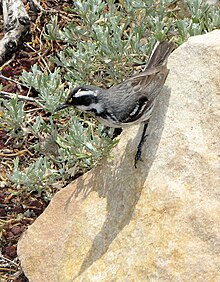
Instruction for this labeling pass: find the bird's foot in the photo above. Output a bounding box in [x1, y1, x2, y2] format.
[134, 134, 148, 168]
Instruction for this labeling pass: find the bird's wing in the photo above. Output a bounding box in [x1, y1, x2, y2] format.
[128, 65, 169, 98]
[112, 65, 168, 102]
[111, 66, 168, 123]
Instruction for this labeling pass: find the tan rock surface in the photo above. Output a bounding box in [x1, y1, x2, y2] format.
[18, 30, 220, 282]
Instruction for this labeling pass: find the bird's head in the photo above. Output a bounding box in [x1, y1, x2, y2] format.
[55, 85, 103, 113]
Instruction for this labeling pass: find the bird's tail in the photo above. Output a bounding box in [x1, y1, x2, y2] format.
[145, 41, 175, 69]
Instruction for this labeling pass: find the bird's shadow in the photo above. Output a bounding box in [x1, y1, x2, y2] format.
[65, 86, 171, 280]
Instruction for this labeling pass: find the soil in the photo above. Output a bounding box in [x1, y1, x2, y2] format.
[0, 1, 75, 281]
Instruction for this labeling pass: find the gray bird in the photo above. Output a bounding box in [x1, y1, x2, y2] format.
[56, 41, 175, 167]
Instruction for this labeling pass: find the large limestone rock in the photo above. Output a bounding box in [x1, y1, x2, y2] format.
[18, 30, 220, 281]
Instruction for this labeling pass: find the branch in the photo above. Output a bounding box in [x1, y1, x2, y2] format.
[0, 90, 42, 104]
[0, 74, 28, 88]
[0, 0, 31, 66]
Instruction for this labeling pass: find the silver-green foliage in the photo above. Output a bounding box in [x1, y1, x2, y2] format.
[45, 0, 220, 85]
[9, 157, 60, 194]
[6, 99, 116, 193]
[20, 66, 68, 112]
[1, 97, 25, 136]
[6, 0, 220, 193]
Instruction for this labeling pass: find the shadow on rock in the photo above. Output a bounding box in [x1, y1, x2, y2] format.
[66, 86, 171, 279]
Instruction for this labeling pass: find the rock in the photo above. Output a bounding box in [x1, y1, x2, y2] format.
[18, 30, 220, 281]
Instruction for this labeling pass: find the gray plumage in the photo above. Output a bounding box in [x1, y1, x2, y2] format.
[56, 41, 175, 166]
[57, 41, 175, 127]
[92, 41, 175, 127]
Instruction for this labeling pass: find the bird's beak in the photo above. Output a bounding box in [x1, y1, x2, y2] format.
[55, 103, 69, 112]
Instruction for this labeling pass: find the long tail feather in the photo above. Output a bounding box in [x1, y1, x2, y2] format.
[145, 41, 175, 69]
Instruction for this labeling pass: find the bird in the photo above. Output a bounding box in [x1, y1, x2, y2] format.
[56, 41, 175, 167]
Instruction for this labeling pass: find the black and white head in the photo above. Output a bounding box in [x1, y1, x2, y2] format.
[56, 85, 103, 114]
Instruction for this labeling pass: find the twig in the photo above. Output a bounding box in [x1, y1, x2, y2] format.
[0, 53, 15, 70]
[0, 267, 17, 272]
[25, 43, 51, 73]
[0, 255, 19, 266]
[0, 74, 28, 88]
[0, 219, 7, 224]
[0, 150, 27, 157]
[0, 0, 31, 65]
[0, 90, 42, 104]
[24, 107, 42, 113]
[1, 160, 13, 171]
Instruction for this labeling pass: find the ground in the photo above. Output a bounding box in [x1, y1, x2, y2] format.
[0, 1, 74, 281]
[1, 0, 220, 280]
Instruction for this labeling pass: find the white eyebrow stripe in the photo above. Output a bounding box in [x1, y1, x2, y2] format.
[74, 90, 98, 97]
